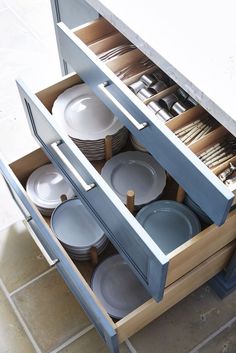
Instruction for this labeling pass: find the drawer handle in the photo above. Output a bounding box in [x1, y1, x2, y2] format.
[24, 217, 59, 267]
[51, 141, 96, 192]
[98, 82, 148, 131]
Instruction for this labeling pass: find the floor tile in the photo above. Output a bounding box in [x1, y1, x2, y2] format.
[0, 286, 35, 353]
[58, 328, 130, 353]
[130, 285, 236, 353]
[198, 319, 236, 353]
[12, 269, 91, 353]
[6, 0, 58, 45]
[0, 220, 49, 292]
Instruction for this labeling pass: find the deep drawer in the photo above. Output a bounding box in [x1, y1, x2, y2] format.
[1, 148, 236, 353]
[16, 72, 236, 295]
[56, 17, 236, 226]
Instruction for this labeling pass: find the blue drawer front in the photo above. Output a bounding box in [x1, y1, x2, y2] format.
[56, 22, 234, 226]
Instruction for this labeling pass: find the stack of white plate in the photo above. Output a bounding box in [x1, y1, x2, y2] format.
[51, 198, 108, 261]
[130, 134, 147, 152]
[101, 151, 166, 208]
[52, 84, 128, 160]
[26, 164, 75, 216]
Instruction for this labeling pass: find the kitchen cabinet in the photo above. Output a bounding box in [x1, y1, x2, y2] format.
[0, 1, 236, 352]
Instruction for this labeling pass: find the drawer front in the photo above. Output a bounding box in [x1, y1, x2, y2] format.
[0, 155, 119, 353]
[16, 79, 168, 302]
[56, 22, 234, 226]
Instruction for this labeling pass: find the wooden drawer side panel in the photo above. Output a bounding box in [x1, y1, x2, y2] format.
[115, 241, 236, 343]
[166, 209, 236, 286]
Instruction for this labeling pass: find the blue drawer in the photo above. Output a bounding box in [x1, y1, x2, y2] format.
[56, 19, 234, 226]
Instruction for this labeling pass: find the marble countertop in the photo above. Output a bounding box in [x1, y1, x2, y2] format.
[85, 0, 236, 136]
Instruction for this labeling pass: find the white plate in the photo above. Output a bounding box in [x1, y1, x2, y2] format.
[91, 254, 151, 318]
[51, 198, 104, 248]
[130, 135, 147, 152]
[26, 164, 75, 209]
[52, 84, 123, 140]
[101, 151, 166, 206]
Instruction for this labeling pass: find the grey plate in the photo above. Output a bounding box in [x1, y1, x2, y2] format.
[91, 254, 151, 319]
[136, 200, 201, 254]
[51, 199, 104, 248]
[101, 151, 166, 206]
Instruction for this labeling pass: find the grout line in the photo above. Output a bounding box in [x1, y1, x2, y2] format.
[125, 339, 139, 353]
[0, 279, 42, 353]
[9, 267, 56, 296]
[187, 315, 236, 353]
[49, 324, 94, 353]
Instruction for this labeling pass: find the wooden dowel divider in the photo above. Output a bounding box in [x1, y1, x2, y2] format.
[126, 190, 135, 214]
[105, 135, 112, 161]
[90, 246, 98, 266]
[60, 194, 67, 202]
[176, 186, 185, 203]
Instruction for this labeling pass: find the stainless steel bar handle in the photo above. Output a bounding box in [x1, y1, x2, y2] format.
[51, 141, 96, 192]
[98, 82, 148, 131]
[24, 218, 59, 267]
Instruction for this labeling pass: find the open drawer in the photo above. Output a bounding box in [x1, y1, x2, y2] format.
[56, 17, 236, 225]
[1, 146, 236, 353]
[16, 71, 236, 295]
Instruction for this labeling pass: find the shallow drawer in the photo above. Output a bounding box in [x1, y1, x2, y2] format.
[0, 149, 236, 353]
[56, 17, 235, 225]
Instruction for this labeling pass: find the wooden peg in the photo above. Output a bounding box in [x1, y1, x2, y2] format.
[105, 135, 112, 161]
[176, 186, 185, 203]
[126, 190, 135, 214]
[90, 246, 98, 266]
[60, 194, 67, 202]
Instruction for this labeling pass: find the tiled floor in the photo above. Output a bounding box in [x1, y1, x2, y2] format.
[0, 1, 236, 353]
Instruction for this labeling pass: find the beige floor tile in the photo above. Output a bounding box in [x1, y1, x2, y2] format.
[58, 328, 130, 353]
[198, 319, 236, 353]
[0, 286, 35, 353]
[0, 221, 49, 292]
[129, 285, 236, 353]
[12, 269, 91, 353]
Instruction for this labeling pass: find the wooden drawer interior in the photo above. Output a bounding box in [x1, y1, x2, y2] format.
[71, 17, 236, 196]
[9, 147, 236, 342]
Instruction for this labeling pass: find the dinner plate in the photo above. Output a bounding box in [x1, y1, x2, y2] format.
[130, 134, 147, 152]
[101, 151, 166, 206]
[51, 198, 104, 248]
[184, 194, 213, 225]
[91, 254, 151, 319]
[136, 200, 201, 254]
[26, 164, 75, 209]
[52, 84, 123, 140]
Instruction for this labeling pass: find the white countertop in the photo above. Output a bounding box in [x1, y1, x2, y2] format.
[85, 0, 236, 136]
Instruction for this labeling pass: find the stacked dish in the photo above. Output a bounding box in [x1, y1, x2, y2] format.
[51, 198, 108, 261]
[91, 254, 151, 319]
[26, 164, 75, 216]
[184, 194, 213, 225]
[101, 151, 166, 208]
[52, 84, 128, 160]
[130, 134, 147, 152]
[136, 200, 201, 254]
